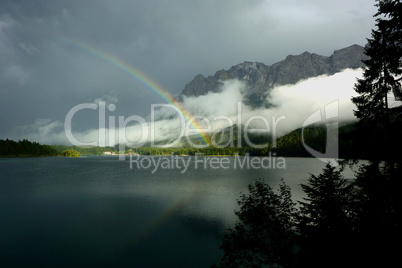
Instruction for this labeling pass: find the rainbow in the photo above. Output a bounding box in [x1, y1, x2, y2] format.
[130, 195, 190, 245]
[112, 189, 204, 250]
[63, 39, 208, 243]
[63, 39, 210, 146]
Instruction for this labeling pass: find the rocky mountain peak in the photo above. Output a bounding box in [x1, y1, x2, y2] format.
[178, 44, 368, 107]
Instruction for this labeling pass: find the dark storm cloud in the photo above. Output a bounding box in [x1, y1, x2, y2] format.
[0, 0, 376, 141]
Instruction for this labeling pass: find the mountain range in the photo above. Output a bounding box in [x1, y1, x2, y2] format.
[177, 44, 368, 107]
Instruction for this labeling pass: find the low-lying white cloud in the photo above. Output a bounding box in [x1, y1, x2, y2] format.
[182, 80, 246, 117]
[180, 68, 363, 136]
[7, 68, 365, 146]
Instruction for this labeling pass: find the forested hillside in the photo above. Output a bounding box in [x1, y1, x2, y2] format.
[0, 139, 59, 157]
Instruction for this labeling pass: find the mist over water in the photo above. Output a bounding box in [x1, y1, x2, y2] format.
[181, 68, 363, 135]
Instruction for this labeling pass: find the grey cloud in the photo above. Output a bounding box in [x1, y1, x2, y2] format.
[0, 0, 377, 142]
[18, 43, 39, 55]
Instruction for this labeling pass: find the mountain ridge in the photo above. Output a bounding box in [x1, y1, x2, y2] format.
[178, 44, 368, 107]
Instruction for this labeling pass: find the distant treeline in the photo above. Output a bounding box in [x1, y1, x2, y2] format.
[2, 118, 401, 159]
[272, 110, 402, 160]
[0, 139, 59, 157]
[51, 144, 116, 155]
[116, 121, 401, 160]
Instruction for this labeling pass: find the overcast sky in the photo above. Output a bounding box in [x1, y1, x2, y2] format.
[0, 0, 377, 142]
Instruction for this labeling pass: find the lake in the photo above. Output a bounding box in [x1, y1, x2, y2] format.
[0, 156, 349, 267]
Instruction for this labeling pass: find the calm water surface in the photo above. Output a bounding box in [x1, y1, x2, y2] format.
[0, 156, 347, 267]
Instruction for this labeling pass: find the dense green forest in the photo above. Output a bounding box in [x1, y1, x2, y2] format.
[51, 144, 116, 155]
[0, 139, 59, 157]
[60, 149, 81, 158]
